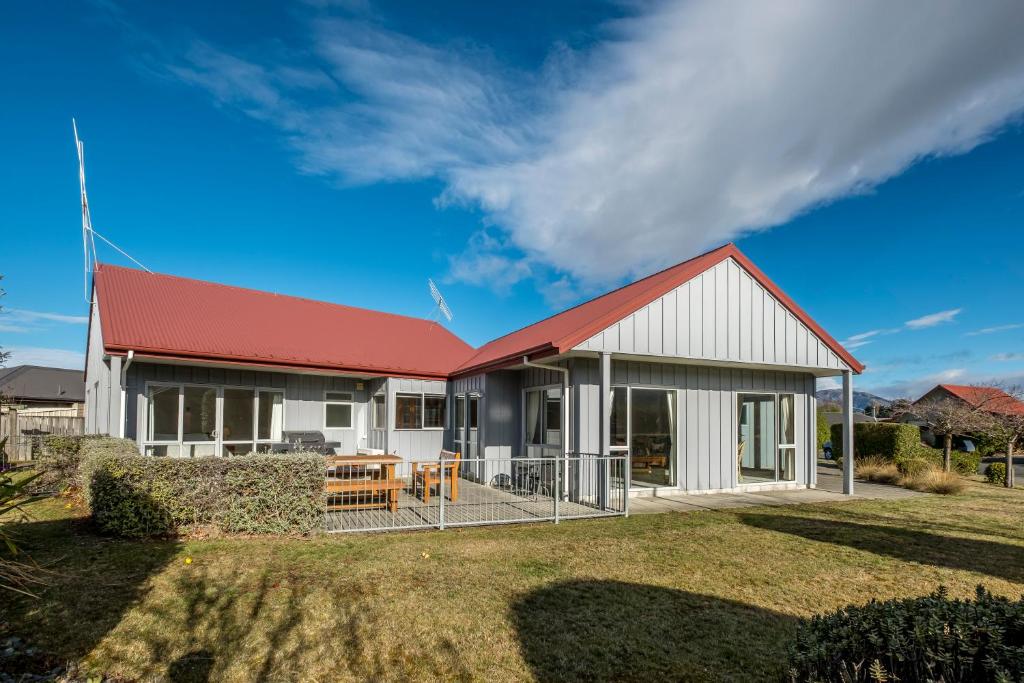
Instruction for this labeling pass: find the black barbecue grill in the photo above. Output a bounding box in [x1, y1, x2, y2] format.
[270, 431, 341, 455]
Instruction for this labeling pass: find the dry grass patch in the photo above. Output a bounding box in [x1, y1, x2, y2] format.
[900, 467, 967, 495]
[854, 456, 901, 484]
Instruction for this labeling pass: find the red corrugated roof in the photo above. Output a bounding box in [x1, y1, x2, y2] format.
[94, 242, 862, 380]
[933, 384, 1024, 415]
[453, 243, 864, 375]
[94, 264, 474, 379]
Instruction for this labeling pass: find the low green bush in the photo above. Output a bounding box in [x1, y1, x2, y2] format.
[88, 451, 324, 537]
[816, 410, 831, 453]
[986, 462, 1008, 486]
[895, 456, 932, 478]
[29, 435, 82, 493]
[829, 422, 921, 461]
[911, 446, 981, 476]
[786, 586, 1024, 682]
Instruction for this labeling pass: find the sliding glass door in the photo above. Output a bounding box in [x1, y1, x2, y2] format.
[737, 393, 796, 483]
[611, 387, 677, 488]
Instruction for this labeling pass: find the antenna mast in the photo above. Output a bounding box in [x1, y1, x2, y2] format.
[428, 278, 454, 322]
[73, 119, 97, 302]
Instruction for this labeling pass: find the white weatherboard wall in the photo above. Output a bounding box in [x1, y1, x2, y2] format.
[572, 358, 817, 491]
[576, 258, 850, 372]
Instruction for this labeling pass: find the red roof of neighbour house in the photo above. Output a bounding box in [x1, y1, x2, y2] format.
[93, 264, 474, 379]
[927, 384, 1024, 416]
[92, 242, 863, 380]
[453, 243, 864, 375]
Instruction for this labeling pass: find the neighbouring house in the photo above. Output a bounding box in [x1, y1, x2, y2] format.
[0, 365, 86, 417]
[903, 384, 1024, 448]
[84, 243, 863, 496]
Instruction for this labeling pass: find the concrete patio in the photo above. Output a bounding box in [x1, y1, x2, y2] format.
[627, 462, 921, 515]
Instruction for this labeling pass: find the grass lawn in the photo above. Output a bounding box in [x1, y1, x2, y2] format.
[2, 479, 1023, 682]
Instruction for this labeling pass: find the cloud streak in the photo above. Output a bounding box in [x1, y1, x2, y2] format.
[7, 309, 89, 325]
[4, 347, 85, 370]
[158, 0, 1024, 292]
[905, 308, 962, 329]
[967, 323, 1024, 336]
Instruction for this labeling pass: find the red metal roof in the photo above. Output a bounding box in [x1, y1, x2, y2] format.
[93, 243, 862, 380]
[94, 264, 474, 379]
[454, 243, 864, 375]
[931, 384, 1024, 416]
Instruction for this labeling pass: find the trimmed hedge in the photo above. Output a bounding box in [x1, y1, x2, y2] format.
[786, 586, 1024, 682]
[913, 446, 982, 477]
[816, 410, 831, 453]
[829, 422, 920, 461]
[87, 451, 324, 537]
[986, 462, 1008, 486]
[32, 435, 139, 494]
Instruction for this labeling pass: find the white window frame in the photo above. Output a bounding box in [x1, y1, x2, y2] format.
[142, 382, 287, 457]
[323, 390, 355, 430]
[371, 393, 386, 431]
[393, 392, 447, 431]
[523, 385, 561, 452]
[736, 390, 797, 484]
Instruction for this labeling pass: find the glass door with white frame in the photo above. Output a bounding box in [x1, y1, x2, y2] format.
[738, 393, 799, 483]
[626, 388, 677, 488]
[182, 385, 218, 457]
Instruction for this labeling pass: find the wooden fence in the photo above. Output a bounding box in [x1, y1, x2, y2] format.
[1, 409, 85, 464]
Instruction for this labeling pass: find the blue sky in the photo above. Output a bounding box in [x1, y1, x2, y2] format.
[2, 0, 1024, 398]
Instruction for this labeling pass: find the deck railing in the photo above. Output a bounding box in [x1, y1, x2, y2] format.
[325, 453, 628, 533]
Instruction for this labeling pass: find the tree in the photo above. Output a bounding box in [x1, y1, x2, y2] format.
[973, 384, 1024, 489]
[896, 396, 985, 472]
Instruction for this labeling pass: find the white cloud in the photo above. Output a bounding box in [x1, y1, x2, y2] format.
[867, 368, 966, 400]
[992, 352, 1024, 362]
[0, 323, 31, 333]
[967, 323, 1024, 336]
[6, 309, 89, 325]
[163, 0, 1024, 291]
[816, 377, 840, 391]
[904, 308, 962, 329]
[4, 347, 85, 370]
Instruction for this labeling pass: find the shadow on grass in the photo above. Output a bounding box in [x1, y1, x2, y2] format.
[739, 513, 1024, 582]
[511, 580, 796, 682]
[1, 515, 182, 675]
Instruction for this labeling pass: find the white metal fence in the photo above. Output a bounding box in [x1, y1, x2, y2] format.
[325, 453, 628, 533]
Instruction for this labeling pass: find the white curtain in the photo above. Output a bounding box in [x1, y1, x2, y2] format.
[269, 392, 283, 441]
[526, 391, 541, 445]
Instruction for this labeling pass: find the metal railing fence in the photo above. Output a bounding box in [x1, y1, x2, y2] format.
[325, 453, 628, 533]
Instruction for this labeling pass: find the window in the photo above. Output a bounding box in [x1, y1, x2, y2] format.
[628, 388, 676, 487]
[372, 394, 386, 430]
[468, 396, 479, 430]
[737, 393, 796, 483]
[144, 384, 286, 458]
[324, 391, 354, 429]
[456, 395, 465, 430]
[609, 387, 627, 449]
[525, 388, 559, 447]
[424, 395, 446, 429]
[394, 393, 420, 429]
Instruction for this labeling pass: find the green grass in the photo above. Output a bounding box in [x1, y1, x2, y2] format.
[2, 480, 1023, 682]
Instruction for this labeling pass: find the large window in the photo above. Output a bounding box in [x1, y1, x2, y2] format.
[622, 388, 676, 488]
[324, 391, 354, 430]
[525, 387, 561, 455]
[144, 385, 284, 457]
[737, 393, 795, 483]
[394, 393, 446, 429]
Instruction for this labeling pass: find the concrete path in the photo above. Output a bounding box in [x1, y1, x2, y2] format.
[627, 463, 921, 515]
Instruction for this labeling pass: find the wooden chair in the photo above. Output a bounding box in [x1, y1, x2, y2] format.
[413, 450, 461, 503]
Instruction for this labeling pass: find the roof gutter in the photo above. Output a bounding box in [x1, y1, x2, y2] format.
[522, 355, 570, 501]
[119, 350, 134, 438]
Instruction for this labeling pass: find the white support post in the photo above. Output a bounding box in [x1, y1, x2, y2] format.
[842, 369, 855, 495]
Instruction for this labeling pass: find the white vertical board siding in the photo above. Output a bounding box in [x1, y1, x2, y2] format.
[576, 258, 850, 372]
[573, 358, 815, 491]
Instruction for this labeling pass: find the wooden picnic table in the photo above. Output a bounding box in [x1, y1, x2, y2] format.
[325, 454, 405, 513]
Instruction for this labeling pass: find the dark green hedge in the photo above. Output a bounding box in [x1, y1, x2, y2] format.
[87, 452, 324, 537]
[829, 422, 920, 461]
[912, 446, 981, 477]
[32, 435, 139, 494]
[786, 586, 1024, 682]
[986, 463, 1008, 486]
[816, 411, 831, 453]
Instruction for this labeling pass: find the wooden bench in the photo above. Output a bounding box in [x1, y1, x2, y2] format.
[326, 478, 404, 513]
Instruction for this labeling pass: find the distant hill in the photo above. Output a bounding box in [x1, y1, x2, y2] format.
[816, 389, 892, 413]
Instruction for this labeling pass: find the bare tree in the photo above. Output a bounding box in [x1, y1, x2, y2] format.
[974, 384, 1024, 488]
[897, 396, 985, 472]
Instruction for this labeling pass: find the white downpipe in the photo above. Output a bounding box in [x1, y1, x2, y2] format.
[119, 350, 134, 439]
[522, 355, 570, 501]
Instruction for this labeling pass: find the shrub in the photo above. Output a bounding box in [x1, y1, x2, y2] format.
[900, 468, 966, 495]
[28, 435, 82, 493]
[786, 586, 1024, 682]
[88, 451, 324, 537]
[911, 445, 981, 476]
[986, 462, 1008, 486]
[829, 422, 920, 462]
[816, 410, 831, 453]
[854, 456, 900, 484]
[895, 456, 932, 478]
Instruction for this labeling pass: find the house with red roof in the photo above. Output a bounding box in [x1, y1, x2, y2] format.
[84, 243, 862, 496]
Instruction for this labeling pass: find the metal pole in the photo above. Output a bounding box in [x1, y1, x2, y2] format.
[554, 453, 561, 524]
[624, 452, 631, 517]
[439, 454, 446, 530]
[842, 370, 855, 496]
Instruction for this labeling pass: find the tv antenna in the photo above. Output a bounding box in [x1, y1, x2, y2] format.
[73, 119, 151, 302]
[428, 278, 454, 322]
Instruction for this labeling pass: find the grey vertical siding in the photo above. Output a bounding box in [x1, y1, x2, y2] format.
[575, 258, 850, 372]
[84, 303, 115, 435]
[574, 358, 816, 491]
[386, 377, 447, 461]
